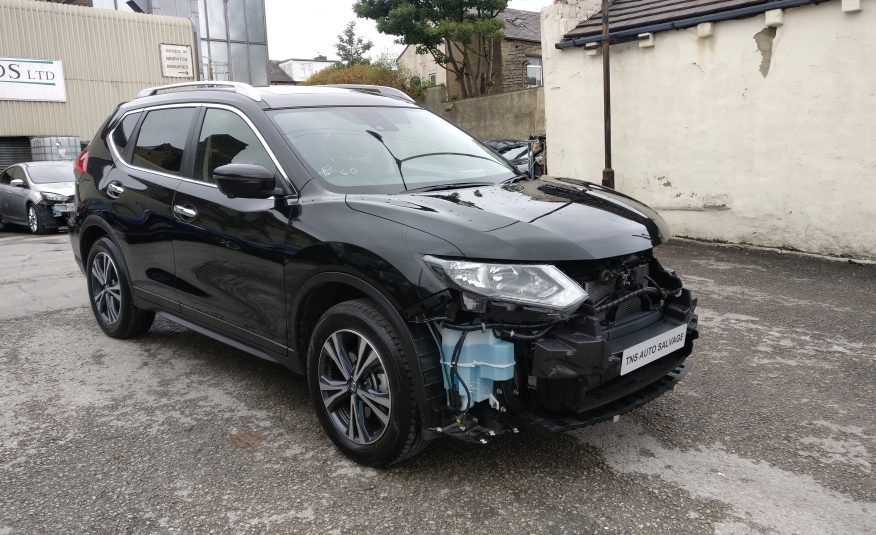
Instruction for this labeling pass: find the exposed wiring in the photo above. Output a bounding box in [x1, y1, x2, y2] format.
[449, 330, 472, 413]
[426, 321, 452, 407]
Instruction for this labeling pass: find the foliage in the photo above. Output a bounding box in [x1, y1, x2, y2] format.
[303, 63, 423, 100]
[335, 21, 374, 67]
[354, 0, 509, 98]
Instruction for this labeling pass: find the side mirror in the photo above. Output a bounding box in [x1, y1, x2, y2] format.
[213, 164, 276, 199]
[10, 178, 25, 188]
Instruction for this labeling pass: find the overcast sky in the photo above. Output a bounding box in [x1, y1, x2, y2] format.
[265, 0, 554, 61]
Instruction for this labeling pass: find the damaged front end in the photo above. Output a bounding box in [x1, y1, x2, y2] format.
[405, 251, 699, 443]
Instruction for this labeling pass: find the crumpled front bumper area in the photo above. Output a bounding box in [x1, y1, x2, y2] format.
[518, 353, 690, 433]
[515, 289, 698, 432]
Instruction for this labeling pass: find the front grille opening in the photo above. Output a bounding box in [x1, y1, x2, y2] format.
[557, 252, 660, 325]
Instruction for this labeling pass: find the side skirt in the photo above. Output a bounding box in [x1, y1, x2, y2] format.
[156, 310, 291, 368]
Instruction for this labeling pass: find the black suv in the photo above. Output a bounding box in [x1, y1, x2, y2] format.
[71, 82, 698, 467]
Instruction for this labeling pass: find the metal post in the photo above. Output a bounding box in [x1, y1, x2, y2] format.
[601, 0, 615, 189]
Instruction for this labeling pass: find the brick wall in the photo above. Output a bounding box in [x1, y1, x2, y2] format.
[498, 40, 542, 93]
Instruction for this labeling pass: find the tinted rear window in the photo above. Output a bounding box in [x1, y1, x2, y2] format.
[132, 108, 196, 175]
[111, 112, 141, 162]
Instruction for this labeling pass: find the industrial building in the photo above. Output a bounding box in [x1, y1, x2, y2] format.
[0, 0, 268, 168]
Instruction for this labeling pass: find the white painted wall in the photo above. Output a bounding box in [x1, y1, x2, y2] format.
[541, 1, 876, 260]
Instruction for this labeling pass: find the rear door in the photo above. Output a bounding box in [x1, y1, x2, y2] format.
[171, 106, 291, 354]
[106, 105, 199, 309]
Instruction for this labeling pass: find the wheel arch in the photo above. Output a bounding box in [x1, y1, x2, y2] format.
[290, 272, 438, 423]
[79, 217, 117, 264]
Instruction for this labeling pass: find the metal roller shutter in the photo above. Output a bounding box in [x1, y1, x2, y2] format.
[0, 138, 33, 171]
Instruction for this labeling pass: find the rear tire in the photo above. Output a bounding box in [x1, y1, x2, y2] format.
[307, 299, 428, 467]
[86, 237, 155, 339]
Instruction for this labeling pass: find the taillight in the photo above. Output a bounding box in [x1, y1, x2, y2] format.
[74, 149, 89, 174]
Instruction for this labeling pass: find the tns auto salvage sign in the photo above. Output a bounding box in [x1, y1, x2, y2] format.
[0, 58, 67, 102]
[620, 323, 688, 376]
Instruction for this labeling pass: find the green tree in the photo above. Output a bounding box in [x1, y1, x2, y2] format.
[354, 0, 508, 98]
[335, 21, 374, 67]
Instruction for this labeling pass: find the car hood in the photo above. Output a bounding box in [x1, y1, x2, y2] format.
[36, 182, 75, 197]
[346, 177, 670, 261]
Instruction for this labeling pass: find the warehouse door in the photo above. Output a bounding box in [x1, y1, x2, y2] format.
[0, 138, 32, 171]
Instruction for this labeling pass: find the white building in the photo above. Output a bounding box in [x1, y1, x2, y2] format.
[541, 0, 876, 260]
[276, 55, 338, 84]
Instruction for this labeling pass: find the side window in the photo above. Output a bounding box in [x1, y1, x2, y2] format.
[194, 108, 278, 183]
[132, 108, 197, 176]
[10, 167, 28, 187]
[111, 111, 141, 162]
[0, 170, 11, 185]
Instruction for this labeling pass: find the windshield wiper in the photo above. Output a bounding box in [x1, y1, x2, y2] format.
[365, 129, 408, 190]
[501, 174, 530, 184]
[401, 152, 496, 164]
[404, 181, 495, 193]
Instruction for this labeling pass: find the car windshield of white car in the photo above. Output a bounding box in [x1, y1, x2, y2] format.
[27, 165, 74, 184]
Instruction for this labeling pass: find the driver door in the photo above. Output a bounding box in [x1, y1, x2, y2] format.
[3, 167, 30, 223]
[171, 106, 291, 355]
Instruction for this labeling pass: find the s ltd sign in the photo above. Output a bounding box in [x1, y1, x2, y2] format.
[0, 58, 67, 102]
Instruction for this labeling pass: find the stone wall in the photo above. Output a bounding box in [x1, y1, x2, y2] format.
[424, 86, 545, 141]
[498, 40, 542, 93]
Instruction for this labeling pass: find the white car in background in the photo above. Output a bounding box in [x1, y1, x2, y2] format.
[0, 161, 75, 234]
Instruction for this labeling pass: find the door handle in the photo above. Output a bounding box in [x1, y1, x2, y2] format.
[173, 204, 198, 220]
[106, 182, 124, 199]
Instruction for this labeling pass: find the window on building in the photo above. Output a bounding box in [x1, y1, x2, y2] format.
[132, 108, 197, 176]
[526, 56, 543, 88]
[194, 109, 277, 183]
[227, 0, 247, 41]
[91, 0, 132, 10]
[244, 0, 267, 42]
[111, 112, 141, 162]
[249, 45, 268, 86]
[230, 43, 250, 83]
[206, 0, 227, 39]
[209, 40, 230, 81]
[428, 72, 436, 85]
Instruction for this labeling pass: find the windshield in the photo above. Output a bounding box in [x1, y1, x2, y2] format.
[501, 146, 530, 161]
[270, 107, 515, 193]
[27, 165, 74, 184]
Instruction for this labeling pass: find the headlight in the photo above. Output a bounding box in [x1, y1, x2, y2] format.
[424, 256, 588, 314]
[42, 192, 67, 202]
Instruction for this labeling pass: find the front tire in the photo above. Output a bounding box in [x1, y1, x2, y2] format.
[86, 237, 155, 339]
[27, 204, 47, 234]
[307, 299, 427, 467]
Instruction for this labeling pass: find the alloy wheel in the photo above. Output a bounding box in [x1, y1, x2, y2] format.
[28, 207, 38, 233]
[91, 252, 122, 325]
[318, 329, 392, 445]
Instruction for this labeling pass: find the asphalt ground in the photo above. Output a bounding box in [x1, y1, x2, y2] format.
[1, 227, 874, 534]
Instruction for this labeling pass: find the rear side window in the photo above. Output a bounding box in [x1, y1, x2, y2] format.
[194, 108, 278, 183]
[132, 108, 196, 176]
[111, 112, 141, 162]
